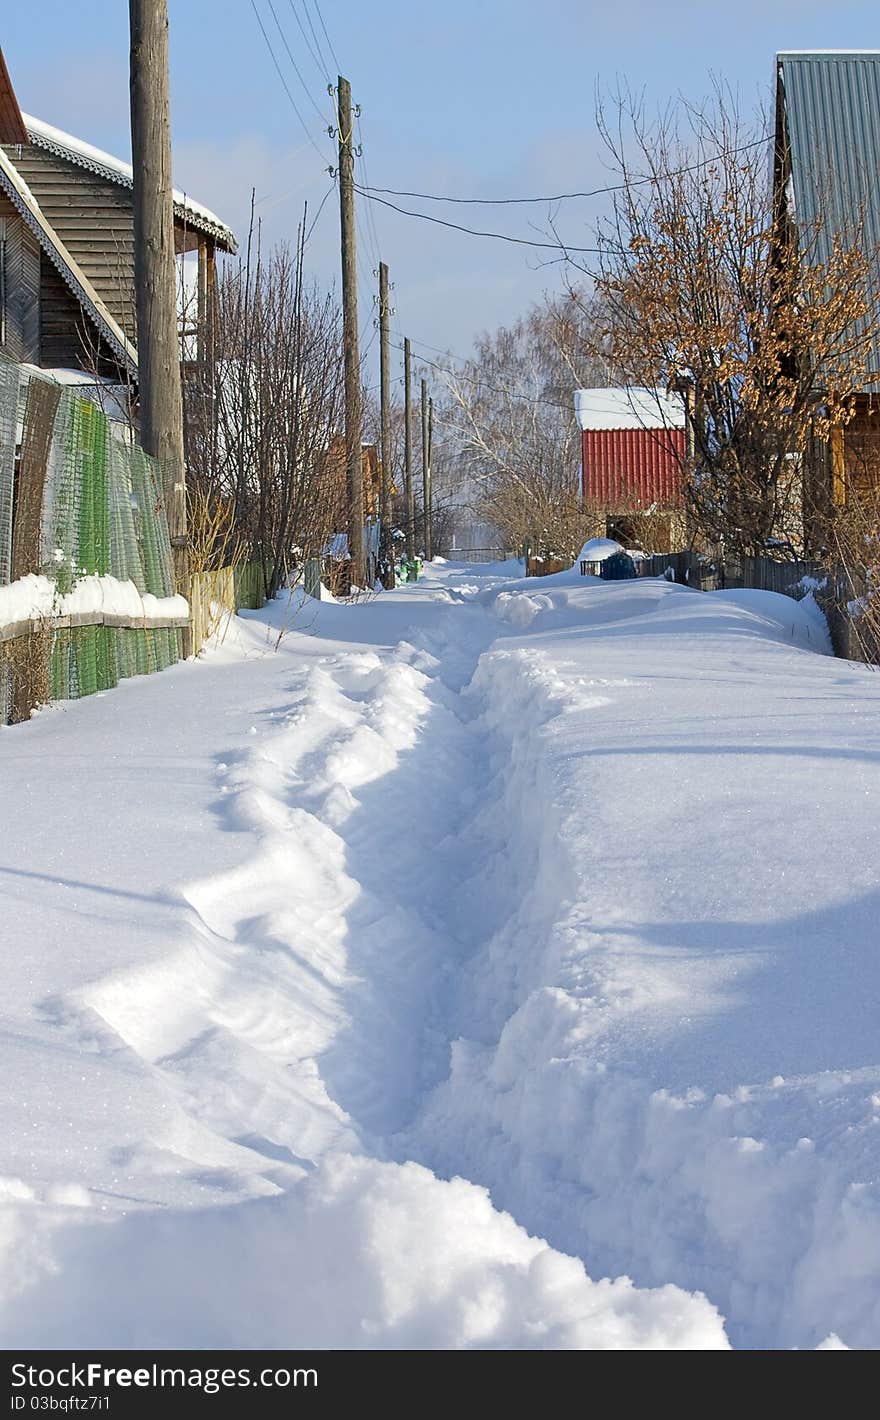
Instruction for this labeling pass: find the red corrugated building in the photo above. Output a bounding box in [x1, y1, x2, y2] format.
[575, 389, 686, 544]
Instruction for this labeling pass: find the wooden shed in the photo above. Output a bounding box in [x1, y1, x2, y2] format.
[0, 46, 235, 384]
[774, 52, 880, 540]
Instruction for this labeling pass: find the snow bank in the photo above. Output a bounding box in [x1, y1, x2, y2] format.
[0, 603, 726, 1350]
[492, 590, 555, 628]
[0, 557, 874, 1350]
[0, 573, 188, 631]
[0, 1156, 726, 1349]
[470, 577, 831, 657]
[404, 578, 873, 1348]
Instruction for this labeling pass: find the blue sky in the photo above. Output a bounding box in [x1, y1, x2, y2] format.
[4, 1, 880, 370]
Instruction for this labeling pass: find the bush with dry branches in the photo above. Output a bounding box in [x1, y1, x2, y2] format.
[183, 209, 345, 600]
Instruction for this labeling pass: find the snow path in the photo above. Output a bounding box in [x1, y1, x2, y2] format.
[1, 562, 879, 1347]
[0, 573, 726, 1349]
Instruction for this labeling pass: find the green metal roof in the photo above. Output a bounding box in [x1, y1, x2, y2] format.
[777, 51, 880, 381]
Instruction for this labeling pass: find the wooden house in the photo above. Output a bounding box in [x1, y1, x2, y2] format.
[773, 52, 880, 540]
[0, 46, 235, 384]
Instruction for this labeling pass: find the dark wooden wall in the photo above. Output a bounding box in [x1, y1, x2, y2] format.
[40, 252, 85, 368]
[8, 144, 137, 344]
[0, 191, 40, 363]
[843, 395, 880, 497]
[1, 141, 222, 383]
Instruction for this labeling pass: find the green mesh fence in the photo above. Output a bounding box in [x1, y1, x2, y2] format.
[0, 354, 186, 721]
[0, 358, 18, 588]
[0, 359, 19, 722]
[127, 443, 180, 673]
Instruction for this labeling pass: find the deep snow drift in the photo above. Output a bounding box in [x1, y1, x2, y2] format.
[0, 560, 877, 1349]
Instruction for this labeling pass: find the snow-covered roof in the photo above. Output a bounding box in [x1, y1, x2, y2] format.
[574, 387, 686, 432]
[17, 365, 133, 427]
[576, 537, 625, 563]
[21, 112, 237, 253]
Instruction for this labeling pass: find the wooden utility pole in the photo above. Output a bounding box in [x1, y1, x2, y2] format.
[337, 76, 364, 588]
[378, 261, 393, 583]
[421, 377, 432, 561]
[129, 0, 187, 601]
[428, 393, 434, 560]
[404, 336, 414, 558]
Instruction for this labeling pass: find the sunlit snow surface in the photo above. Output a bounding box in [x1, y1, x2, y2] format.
[0, 558, 875, 1349]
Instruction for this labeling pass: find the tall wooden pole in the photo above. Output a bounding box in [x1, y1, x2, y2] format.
[129, 0, 187, 602]
[427, 393, 434, 561]
[404, 336, 414, 559]
[421, 377, 431, 560]
[378, 261, 393, 582]
[196, 236, 208, 366]
[337, 76, 364, 588]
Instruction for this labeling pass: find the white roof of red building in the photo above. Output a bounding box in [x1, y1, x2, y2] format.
[574, 387, 686, 432]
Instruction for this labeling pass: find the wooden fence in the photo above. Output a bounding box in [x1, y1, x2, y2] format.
[452, 547, 515, 564]
[526, 556, 568, 577]
[189, 561, 265, 657]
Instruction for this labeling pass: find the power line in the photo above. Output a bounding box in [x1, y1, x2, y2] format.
[356, 114, 383, 271]
[266, 0, 330, 125]
[389, 337, 668, 425]
[356, 255, 377, 349]
[353, 185, 601, 253]
[360, 323, 378, 362]
[310, 0, 343, 74]
[354, 136, 772, 207]
[286, 0, 330, 83]
[249, 0, 329, 163]
[299, 0, 334, 79]
[305, 178, 336, 243]
[389, 339, 575, 412]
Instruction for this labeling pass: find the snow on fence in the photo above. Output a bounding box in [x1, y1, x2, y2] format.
[0, 354, 186, 723]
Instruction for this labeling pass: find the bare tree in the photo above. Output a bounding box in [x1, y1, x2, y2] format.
[183, 207, 345, 597]
[568, 83, 880, 559]
[433, 296, 610, 558]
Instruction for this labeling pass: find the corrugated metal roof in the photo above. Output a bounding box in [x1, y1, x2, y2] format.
[581, 427, 685, 508]
[777, 51, 880, 380]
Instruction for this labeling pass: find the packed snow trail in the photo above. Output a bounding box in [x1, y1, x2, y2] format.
[0, 562, 878, 1347]
[0, 570, 725, 1349]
